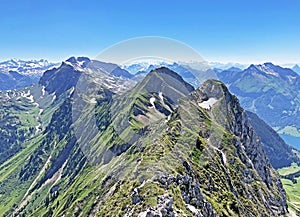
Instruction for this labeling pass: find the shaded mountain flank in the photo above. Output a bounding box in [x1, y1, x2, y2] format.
[247, 111, 300, 169]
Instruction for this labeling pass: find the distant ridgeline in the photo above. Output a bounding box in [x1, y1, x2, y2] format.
[215, 63, 300, 150]
[0, 59, 57, 90]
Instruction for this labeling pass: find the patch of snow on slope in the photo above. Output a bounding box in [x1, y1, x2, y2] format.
[90, 98, 97, 104]
[186, 204, 201, 216]
[198, 98, 218, 110]
[158, 92, 164, 102]
[213, 146, 227, 164]
[149, 96, 156, 108]
[69, 86, 75, 96]
[51, 93, 56, 103]
[256, 65, 279, 77]
[41, 86, 45, 96]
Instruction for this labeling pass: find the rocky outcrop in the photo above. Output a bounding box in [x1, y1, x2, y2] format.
[138, 194, 175, 217]
[159, 161, 216, 217]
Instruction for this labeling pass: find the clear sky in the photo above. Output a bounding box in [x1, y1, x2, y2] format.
[1, 0, 300, 64]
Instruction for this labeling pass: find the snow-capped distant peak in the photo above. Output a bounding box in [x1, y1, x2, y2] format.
[120, 58, 174, 74]
[292, 64, 300, 74]
[254, 63, 279, 77]
[0, 59, 58, 76]
[64, 56, 91, 69]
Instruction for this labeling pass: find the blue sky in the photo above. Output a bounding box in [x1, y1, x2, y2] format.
[1, 0, 300, 64]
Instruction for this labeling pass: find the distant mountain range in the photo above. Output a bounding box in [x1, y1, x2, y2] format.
[292, 64, 300, 74]
[0, 59, 57, 90]
[0, 59, 57, 75]
[216, 63, 300, 147]
[208, 62, 249, 70]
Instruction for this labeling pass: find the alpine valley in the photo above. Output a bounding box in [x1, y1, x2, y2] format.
[0, 57, 299, 217]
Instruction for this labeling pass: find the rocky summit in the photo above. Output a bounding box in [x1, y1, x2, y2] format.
[0, 59, 289, 216]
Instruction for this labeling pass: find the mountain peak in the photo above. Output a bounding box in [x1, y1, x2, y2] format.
[64, 56, 91, 68]
[226, 66, 242, 72]
[134, 67, 194, 105]
[263, 62, 275, 67]
[292, 64, 300, 74]
[248, 64, 258, 70]
[251, 62, 299, 78]
[245, 63, 281, 77]
[150, 66, 188, 82]
[147, 67, 194, 91]
[195, 79, 229, 100]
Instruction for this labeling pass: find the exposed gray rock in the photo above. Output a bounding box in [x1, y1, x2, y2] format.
[159, 163, 216, 217]
[132, 188, 141, 205]
[138, 194, 175, 217]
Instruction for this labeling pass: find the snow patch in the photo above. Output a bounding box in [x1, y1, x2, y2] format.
[5, 93, 10, 99]
[186, 204, 201, 216]
[90, 98, 97, 104]
[35, 123, 41, 133]
[51, 93, 56, 103]
[69, 86, 75, 96]
[38, 109, 43, 116]
[287, 75, 297, 83]
[41, 86, 45, 96]
[256, 65, 279, 77]
[208, 138, 227, 164]
[27, 95, 34, 103]
[149, 96, 156, 108]
[158, 92, 164, 102]
[216, 147, 227, 164]
[198, 98, 218, 110]
[165, 115, 171, 123]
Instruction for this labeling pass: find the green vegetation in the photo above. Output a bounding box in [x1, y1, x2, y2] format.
[278, 126, 300, 137]
[278, 164, 300, 215]
[281, 178, 300, 215]
[278, 163, 300, 176]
